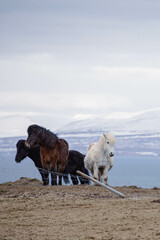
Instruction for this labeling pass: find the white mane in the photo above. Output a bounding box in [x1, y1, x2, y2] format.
[84, 133, 116, 185]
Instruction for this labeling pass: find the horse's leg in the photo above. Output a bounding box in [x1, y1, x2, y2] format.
[40, 155, 50, 185]
[79, 167, 89, 184]
[51, 166, 57, 186]
[38, 168, 49, 185]
[57, 164, 66, 185]
[98, 169, 101, 182]
[43, 169, 49, 186]
[62, 164, 70, 185]
[38, 168, 45, 185]
[90, 167, 96, 185]
[58, 171, 62, 185]
[91, 167, 94, 177]
[98, 167, 105, 183]
[93, 163, 99, 185]
[68, 166, 79, 185]
[39, 163, 49, 186]
[71, 174, 79, 185]
[103, 167, 108, 185]
[79, 175, 85, 184]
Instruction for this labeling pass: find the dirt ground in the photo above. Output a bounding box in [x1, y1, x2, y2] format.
[0, 178, 160, 240]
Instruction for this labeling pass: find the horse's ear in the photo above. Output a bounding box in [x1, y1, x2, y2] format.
[103, 134, 106, 139]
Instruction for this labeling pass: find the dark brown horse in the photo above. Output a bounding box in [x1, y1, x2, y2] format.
[25, 124, 69, 185]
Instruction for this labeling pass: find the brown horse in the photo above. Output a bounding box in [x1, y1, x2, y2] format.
[25, 124, 69, 185]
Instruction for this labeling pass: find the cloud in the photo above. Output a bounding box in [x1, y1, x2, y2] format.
[0, 92, 130, 130]
[1, 0, 160, 128]
[0, 92, 129, 113]
[0, 53, 93, 93]
[94, 66, 160, 82]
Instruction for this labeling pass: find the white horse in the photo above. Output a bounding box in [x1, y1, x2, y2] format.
[84, 133, 116, 185]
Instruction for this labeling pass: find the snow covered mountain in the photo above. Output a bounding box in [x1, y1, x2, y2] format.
[58, 108, 160, 137]
[58, 108, 160, 157]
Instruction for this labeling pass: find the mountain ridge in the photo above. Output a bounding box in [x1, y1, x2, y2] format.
[58, 108, 160, 136]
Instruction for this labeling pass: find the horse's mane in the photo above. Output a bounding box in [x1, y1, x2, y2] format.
[27, 124, 58, 148]
[104, 133, 116, 145]
[99, 133, 116, 147]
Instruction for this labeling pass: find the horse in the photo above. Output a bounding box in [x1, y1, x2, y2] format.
[25, 124, 69, 185]
[15, 139, 90, 185]
[15, 140, 50, 185]
[84, 133, 116, 185]
[67, 150, 90, 185]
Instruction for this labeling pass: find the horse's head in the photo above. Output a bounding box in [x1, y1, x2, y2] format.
[103, 133, 116, 157]
[15, 140, 30, 163]
[25, 134, 39, 148]
[25, 124, 41, 148]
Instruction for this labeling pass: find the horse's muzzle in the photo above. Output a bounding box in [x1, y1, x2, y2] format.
[15, 157, 21, 163]
[109, 152, 114, 157]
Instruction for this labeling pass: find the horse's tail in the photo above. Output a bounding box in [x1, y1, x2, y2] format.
[63, 164, 70, 184]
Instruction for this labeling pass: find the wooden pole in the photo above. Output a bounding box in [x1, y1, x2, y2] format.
[76, 170, 125, 198]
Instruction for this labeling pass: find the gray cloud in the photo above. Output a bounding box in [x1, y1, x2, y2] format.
[1, 0, 160, 128]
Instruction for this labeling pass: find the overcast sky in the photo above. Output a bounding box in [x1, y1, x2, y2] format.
[1, 0, 160, 129]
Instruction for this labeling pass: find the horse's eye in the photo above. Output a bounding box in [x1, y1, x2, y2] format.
[107, 142, 110, 144]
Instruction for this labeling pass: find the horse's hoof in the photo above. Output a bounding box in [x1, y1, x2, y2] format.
[51, 182, 57, 186]
[43, 182, 49, 186]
